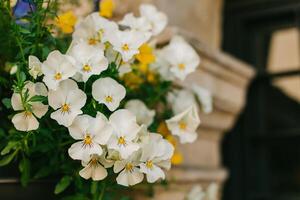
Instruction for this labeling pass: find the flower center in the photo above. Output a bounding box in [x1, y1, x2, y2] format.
[24, 111, 32, 117]
[82, 64, 92, 72]
[90, 158, 98, 165]
[145, 160, 153, 169]
[54, 72, 62, 80]
[61, 103, 70, 113]
[125, 163, 133, 172]
[84, 134, 92, 145]
[105, 95, 113, 103]
[178, 63, 185, 70]
[178, 121, 187, 130]
[117, 136, 126, 146]
[98, 28, 104, 38]
[88, 38, 98, 45]
[122, 43, 130, 51]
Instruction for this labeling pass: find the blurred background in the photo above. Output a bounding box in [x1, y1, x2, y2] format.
[2, 0, 300, 199]
[113, 0, 300, 199]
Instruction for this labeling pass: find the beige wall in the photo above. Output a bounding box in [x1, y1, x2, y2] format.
[115, 0, 223, 49]
[267, 28, 300, 102]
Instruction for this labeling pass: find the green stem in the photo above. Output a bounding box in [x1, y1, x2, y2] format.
[98, 181, 106, 200]
[15, 35, 26, 64]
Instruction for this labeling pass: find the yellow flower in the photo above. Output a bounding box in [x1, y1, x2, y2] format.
[147, 71, 157, 84]
[99, 0, 115, 18]
[123, 72, 144, 89]
[56, 11, 77, 34]
[138, 63, 148, 74]
[171, 151, 183, 165]
[166, 135, 177, 147]
[157, 121, 171, 137]
[136, 43, 156, 65]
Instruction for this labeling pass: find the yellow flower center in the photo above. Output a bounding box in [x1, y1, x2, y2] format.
[145, 160, 153, 169]
[99, 29, 104, 38]
[178, 63, 186, 70]
[125, 163, 133, 172]
[88, 38, 98, 45]
[122, 44, 130, 51]
[118, 136, 126, 146]
[178, 121, 187, 130]
[24, 111, 32, 117]
[105, 95, 113, 103]
[84, 134, 93, 145]
[61, 103, 70, 113]
[54, 72, 62, 80]
[90, 158, 98, 165]
[82, 64, 92, 72]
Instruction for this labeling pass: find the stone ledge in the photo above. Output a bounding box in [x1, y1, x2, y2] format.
[167, 167, 228, 183]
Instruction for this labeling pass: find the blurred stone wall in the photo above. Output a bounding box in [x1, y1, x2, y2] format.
[115, 0, 224, 49]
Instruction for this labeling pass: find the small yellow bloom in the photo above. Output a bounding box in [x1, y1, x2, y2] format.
[138, 63, 149, 74]
[56, 11, 77, 34]
[166, 135, 177, 147]
[157, 121, 171, 137]
[123, 72, 144, 89]
[99, 0, 115, 18]
[136, 43, 156, 65]
[147, 71, 157, 84]
[171, 151, 183, 165]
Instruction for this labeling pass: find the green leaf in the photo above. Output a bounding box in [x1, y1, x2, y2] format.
[1, 141, 18, 155]
[54, 175, 72, 194]
[19, 158, 30, 186]
[2, 98, 11, 109]
[28, 95, 47, 102]
[0, 150, 18, 166]
[19, 28, 31, 34]
[34, 166, 52, 179]
[20, 72, 26, 83]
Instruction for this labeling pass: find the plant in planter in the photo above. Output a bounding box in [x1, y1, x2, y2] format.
[0, 0, 212, 199]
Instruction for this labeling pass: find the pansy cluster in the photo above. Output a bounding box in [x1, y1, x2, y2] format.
[9, 4, 212, 187]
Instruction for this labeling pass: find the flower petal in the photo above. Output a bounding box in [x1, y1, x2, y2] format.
[12, 112, 39, 131]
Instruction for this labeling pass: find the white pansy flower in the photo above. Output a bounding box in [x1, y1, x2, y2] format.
[79, 150, 114, 181]
[11, 82, 48, 132]
[42, 50, 76, 90]
[108, 30, 149, 62]
[107, 109, 141, 159]
[119, 13, 152, 34]
[125, 99, 155, 127]
[28, 55, 43, 79]
[79, 154, 108, 181]
[68, 41, 108, 82]
[192, 85, 213, 114]
[161, 36, 200, 80]
[73, 13, 118, 46]
[166, 105, 200, 144]
[139, 133, 174, 183]
[149, 49, 174, 81]
[48, 79, 86, 127]
[167, 89, 197, 114]
[114, 151, 144, 187]
[186, 185, 205, 200]
[92, 77, 126, 111]
[68, 113, 112, 161]
[139, 4, 168, 36]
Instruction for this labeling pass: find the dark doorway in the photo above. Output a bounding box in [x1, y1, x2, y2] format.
[222, 0, 300, 200]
